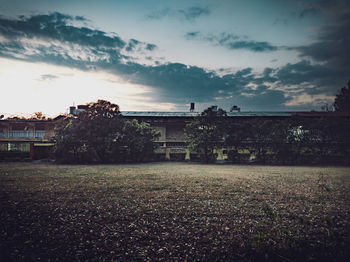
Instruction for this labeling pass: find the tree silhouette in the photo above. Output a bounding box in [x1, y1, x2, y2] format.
[334, 80, 350, 112]
[185, 106, 227, 163]
[53, 100, 159, 163]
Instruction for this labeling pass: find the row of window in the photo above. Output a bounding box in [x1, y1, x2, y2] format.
[0, 131, 46, 138]
[0, 142, 30, 152]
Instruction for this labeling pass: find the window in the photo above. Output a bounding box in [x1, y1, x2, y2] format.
[8, 143, 30, 152]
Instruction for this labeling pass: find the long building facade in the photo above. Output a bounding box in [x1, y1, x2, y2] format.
[122, 111, 293, 161]
[1, 109, 349, 161]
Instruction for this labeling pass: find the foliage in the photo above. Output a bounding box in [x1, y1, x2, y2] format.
[294, 117, 350, 164]
[185, 106, 227, 163]
[53, 100, 159, 163]
[334, 80, 350, 112]
[118, 119, 160, 162]
[225, 116, 350, 165]
[226, 118, 292, 163]
[30, 112, 47, 120]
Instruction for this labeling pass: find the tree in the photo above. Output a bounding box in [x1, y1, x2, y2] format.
[334, 80, 350, 112]
[185, 106, 227, 163]
[293, 116, 350, 164]
[31, 112, 46, 120]
[77, 100, 123, 162]
[118, 119, 160, 162]
[226, 118, 292, 164]
[53, 118, 88, 163]
[53, 100, 122, 163]
[53, 100, 159, 163]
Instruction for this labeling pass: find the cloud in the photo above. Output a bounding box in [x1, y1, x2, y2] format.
[185, 31, 200, 38]
[146, 8, 171, 20]
[0, 12, 158, 55]
[146, 43, 157, 51]
[276, 0, 350, 98]
[74, 15, 87, 21]
[125, 39, 157, 53]
[38, 74, 58, 81]
[125, 39, 140, 52]
[0, 12, 126, 49]
[275, 60, 348, 95]
[296, 13, 350, 69]
[146, 5, 210, 22]
[0, 11, 347, 111]
[178, 6, 210, 21]
[299, 7, 318, 18]
[185, 32, 278, 52]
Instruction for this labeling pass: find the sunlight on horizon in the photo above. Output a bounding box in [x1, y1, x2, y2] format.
[0, 58, 177, 117]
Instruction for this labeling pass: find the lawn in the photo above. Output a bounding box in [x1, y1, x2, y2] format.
[1, 162, 350, 261]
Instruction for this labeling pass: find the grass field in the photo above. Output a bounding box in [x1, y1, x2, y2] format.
[1, 162, 350, 261]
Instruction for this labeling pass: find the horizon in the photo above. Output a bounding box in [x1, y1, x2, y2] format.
[1, 0, 349, 116]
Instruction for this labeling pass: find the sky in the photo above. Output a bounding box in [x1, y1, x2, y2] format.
[0, 0, 349, 116]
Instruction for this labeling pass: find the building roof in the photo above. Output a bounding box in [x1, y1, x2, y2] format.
[121, 111, 200, 117]
[121, 111, 293, 117]
[227, 112, 293, 117]
[0, 118, 55, 123]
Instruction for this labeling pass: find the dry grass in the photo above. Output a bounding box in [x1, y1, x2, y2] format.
[1, 162, 350, 261]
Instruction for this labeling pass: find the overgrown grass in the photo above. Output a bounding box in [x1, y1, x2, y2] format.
[1, 162, 350, 261]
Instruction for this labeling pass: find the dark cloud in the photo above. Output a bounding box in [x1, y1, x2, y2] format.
[125, 39, 140, 52]
[0, 11, 348, 111]
[178, 6, 210, 21]
[185, 31, 200, 38]
[234, 68, 252, 77]
[240, 90, 288, 110]
[296, 14, 350, 69]
[299, 7, 318, 18]
[276, 60, 348, 95]
[74, 15, 87, 21]
[146, 8, 171, 20]
[227, 41, 277, 52]
[39, 74, 58, 81]
[0, 14, 231, 103]
[0, 12, 126, 48]
[146, 43, 157, 51]
[185, 32, 278, 52]
[146, 5, 210, 22]
[296, 0, 345, 14]
[278, 0, 350, 97]
[125, 39, 157, 52]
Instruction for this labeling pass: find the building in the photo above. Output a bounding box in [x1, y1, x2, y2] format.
[1, 107, 349, 161]
[0, 118, 55, 160]
[122, 111, 292, 161]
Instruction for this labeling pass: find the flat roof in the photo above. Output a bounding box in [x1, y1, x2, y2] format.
[121, 111, 293, 117]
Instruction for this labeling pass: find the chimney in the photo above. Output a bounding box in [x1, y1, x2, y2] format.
[190, 102, 195, 112]
[69, 106, 77, 115]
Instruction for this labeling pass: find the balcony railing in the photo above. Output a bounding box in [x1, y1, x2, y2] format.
[0, 131, 47, 139]
[10, 131, 33, 138]
[35, 131, 46, 138]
